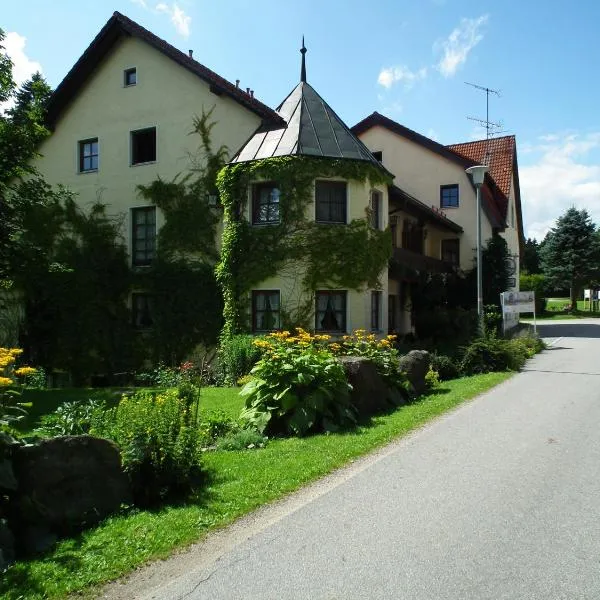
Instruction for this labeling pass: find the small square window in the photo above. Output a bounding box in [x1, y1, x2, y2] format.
[370, 190, 382, 230]
[252, 182, 280, 225]
[315, 181, 347, 224]
[441, 238, 460, 267]
[132, 293, 154, 329]
[371, 291, 382, 331]
[315, 290, 347, 333]
[79, 138, 98, 172]
[131, 127, 156, 165]
[131, 206, 156, 266]
[440, 184, 459, 208]
[124, 68, 137, 86]
[372, 151, 383, 162]
[252, 290, 281, 332]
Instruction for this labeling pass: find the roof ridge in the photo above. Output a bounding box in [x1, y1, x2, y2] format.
[447, 134, 515, 148]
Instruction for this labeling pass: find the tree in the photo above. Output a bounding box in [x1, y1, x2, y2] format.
[540, 207, 600, 307]
[482, 233, 510, 306]
[522, 237, 542, 274]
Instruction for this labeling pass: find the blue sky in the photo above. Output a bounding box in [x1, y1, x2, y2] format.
[3, 0, 600, 240]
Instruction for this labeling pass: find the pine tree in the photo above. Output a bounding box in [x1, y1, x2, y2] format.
[522, 237, 542, 274]
[541, 207, 600, 307]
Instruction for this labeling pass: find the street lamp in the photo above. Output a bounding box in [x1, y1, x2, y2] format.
[465, 164, 489, 332]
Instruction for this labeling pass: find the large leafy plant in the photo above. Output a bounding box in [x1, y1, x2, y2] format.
[240, 330, 354, 436]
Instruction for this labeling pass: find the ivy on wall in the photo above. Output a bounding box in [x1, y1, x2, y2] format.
[216, 156, 393, 337]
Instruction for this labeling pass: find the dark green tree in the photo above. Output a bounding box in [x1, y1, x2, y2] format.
[522, 237, 542, 274]
[541, 207, 600, 307]
[481, 233, 511, 306]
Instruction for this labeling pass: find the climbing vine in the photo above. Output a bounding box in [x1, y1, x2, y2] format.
[216, 156, 393, 336]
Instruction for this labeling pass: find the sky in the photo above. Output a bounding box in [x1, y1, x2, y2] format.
[3, 0, 600, 241]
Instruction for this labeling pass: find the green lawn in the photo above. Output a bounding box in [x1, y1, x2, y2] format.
[4, 372, 511, 600]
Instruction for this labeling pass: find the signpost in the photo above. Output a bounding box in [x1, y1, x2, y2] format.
[500, 290, 536, 335]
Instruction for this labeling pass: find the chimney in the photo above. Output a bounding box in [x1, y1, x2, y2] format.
[250, 90, 254, 98]
[188, 49, 193, 58]
[246, 87, 250, 94]
[235, 79, 240, 88]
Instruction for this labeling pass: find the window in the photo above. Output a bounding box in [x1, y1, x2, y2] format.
[252, 182, 280, 224]
[370, 190, 382, 230]
[315, 181, 347, 224]
[402, 219, 424, 254]
[132, 293, 154, 329]
[79, 138, 98, 172]
[124, 68, 137, 86]
[372, 151, 383, 162]
[131, 127, 156, 165]
[371, 291, 382, 331]
[388, 294, 397, 333]
[315, 291, 347, 332]
[440, 184, 459, 208]
[252, 290, 281, 332]
[441, 238, 460, 267]
[131, 206, 156, 266]
[390, 216, 398, 248]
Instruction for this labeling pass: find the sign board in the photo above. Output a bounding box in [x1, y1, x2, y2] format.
[500, 290, 536, 334]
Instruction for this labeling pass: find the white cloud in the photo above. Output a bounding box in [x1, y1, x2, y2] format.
[377, 66, 427, 89]
[155, 2, 191, 38]
[130, 0, 148, 7]
[436, 15, 488, 78]
[520, 133, 600, 240]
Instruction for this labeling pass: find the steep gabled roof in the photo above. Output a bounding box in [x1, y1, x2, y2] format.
[45, 11, 285, 128]
[351, 111, 506, 229]
[231, 82, 383, 168]
[447, 136, 515, 199]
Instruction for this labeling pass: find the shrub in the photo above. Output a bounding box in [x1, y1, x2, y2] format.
[460, 336, 530, 375]
[91, 388, 202, 506]
[23, 366, 47, 389]
[520, 273, 548, 314]
[240, 330, 354, 436]
[430, 353, 461, 381]
[35, 399, 105, 437]
[424, 367, 441, 389]
[198, 409, 239, 446]
[136, 362, 202, 388]
[331, 330, 408, 392]
[483, 305, 503, 337]
[219, 335, 262, 386]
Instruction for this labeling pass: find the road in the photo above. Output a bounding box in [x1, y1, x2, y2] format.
[103, 319, 600, 600]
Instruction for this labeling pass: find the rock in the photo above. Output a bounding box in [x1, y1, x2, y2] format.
[12, 435, 131, 536]
[0, 459, 17, 492]
[338, 356, 405, 417]
[0, 519, 15, 571]
[398, 350, 432, 395]
[19, 525, 57, 556]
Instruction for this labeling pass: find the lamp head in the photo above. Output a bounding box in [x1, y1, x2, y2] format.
[465, 165, 489, 186]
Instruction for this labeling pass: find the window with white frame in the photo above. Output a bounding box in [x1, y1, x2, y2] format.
[315, 290, 347, 332]
[315, 181, 347, 224]
[252, 290, 281, 332]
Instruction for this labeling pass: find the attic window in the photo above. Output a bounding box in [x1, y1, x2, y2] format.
[131, 127, 156, 165]
[124, 68, 137, 86]
[372, 151, 383, 162]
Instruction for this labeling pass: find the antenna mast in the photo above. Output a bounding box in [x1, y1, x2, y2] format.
[465, 81, 503, 164]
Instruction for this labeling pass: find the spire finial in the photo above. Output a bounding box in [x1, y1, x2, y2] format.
[300, 36, 307, 83]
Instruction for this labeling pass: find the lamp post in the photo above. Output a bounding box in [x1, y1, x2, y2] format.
[465, 165, 489, 332]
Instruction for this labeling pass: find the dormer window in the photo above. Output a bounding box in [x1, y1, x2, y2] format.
[124, 68, 137, 87]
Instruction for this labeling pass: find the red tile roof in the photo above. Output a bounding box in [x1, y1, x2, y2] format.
[447, 136, 516, 199]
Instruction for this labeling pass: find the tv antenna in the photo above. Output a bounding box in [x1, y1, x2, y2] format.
[465, 81, 504, 164]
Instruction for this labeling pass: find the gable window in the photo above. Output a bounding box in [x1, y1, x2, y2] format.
[79, 138, 98, 172]
[440, 184, 459, 208]
[371, 291, 382, 331]
[132, 293, 154, 329]
[441, 238, 460, 267]
[252, 290, 281, 332]
[315, 290, 347, 332]
[131, 127, 156, 165]
[124, 68, 137, 86]
[131, 206, 156, 266]
[370, 190, 382, 230]
[252, 182, 280, 224]
[315, 181, 347, 224]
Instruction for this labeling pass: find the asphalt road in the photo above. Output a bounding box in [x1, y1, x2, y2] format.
[105, 319, 600, 600]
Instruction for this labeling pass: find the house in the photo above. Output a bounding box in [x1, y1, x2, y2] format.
[34, 11, 283, 327]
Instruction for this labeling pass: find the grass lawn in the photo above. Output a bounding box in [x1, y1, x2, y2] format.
[3, 372, 511, 600]
[522, 298, 600, 320]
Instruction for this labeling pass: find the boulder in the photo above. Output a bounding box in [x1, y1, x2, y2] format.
[398, 350, 432, 395]
[12, 435, 131, 537]
[338, 356, 405, 417]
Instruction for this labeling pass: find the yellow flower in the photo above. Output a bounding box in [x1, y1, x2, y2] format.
[14, 366, 37, 377]
[0, 377, 13, 387]
[330, 343, 341, 352]
[387, 334, 397, 341]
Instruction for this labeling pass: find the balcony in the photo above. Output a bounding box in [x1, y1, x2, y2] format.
[389, 247, 454, 278]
